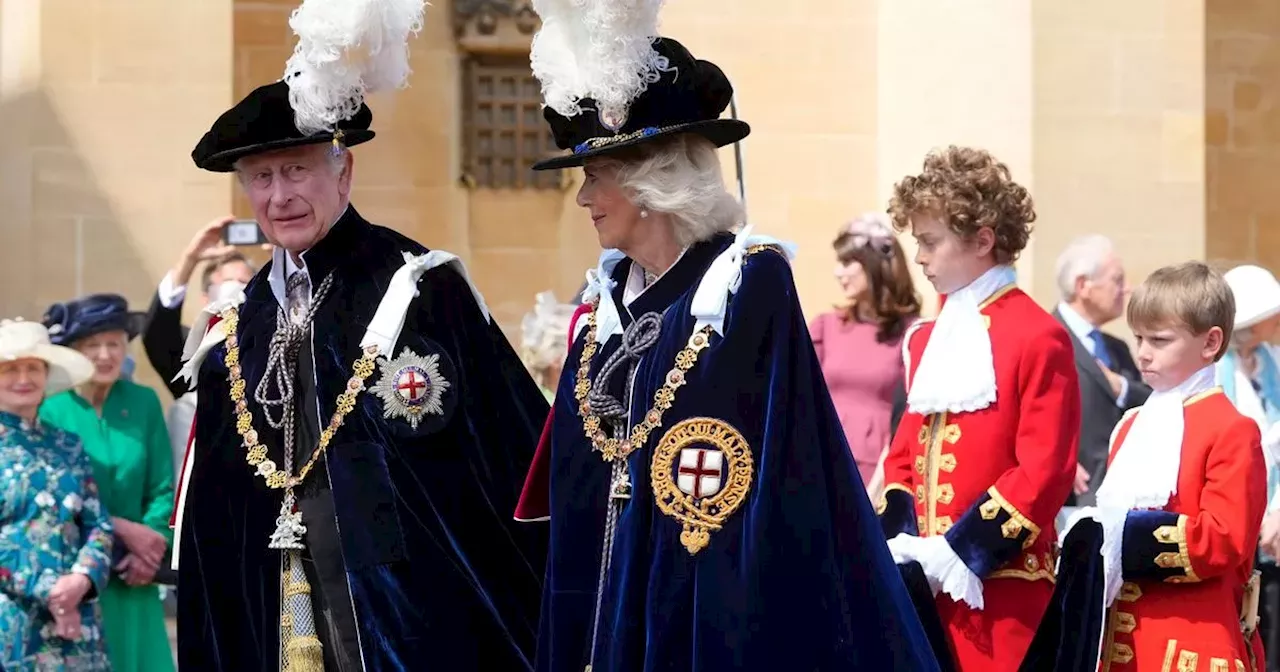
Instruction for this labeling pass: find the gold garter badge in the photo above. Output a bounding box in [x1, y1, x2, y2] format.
[651, 417, 754, 555]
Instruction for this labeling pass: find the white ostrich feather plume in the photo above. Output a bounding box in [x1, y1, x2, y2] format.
[283, 0, 428, 135]
[530, 0, 669, 121]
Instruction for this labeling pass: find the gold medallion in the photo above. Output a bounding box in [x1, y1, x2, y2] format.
[650, 417, 754, 555]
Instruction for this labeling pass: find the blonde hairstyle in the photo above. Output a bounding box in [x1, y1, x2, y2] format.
[888, 146, 1035, 265]
[1127, 261, 1235, 361]
[598, 134, 743, 247]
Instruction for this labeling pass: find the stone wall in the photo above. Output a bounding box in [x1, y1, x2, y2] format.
[1031, 0, 1208, 327]
[662, 0, 881, 319]
[0, 0, 233, 395]
[1205, 0, 1280, 273]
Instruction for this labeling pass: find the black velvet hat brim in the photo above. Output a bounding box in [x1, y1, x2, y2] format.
[531, 118, 748, 171]
[199, 129, 376, 173]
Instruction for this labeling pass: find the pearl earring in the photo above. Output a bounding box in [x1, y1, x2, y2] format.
[640, 209, 649, 218]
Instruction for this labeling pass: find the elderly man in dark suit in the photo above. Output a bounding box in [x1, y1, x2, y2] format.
[1053, 234, 1151, 506]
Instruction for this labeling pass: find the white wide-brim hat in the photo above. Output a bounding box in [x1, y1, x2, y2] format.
[1225, 264, 1280, 331]
[0, 318, 94, 396]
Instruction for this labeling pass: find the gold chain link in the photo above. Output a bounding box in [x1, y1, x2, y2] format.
[220, 308, 380, 490]
[573, 244, 781, 462]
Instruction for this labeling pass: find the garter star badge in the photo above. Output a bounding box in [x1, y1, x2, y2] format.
[368, 348, 451, 430]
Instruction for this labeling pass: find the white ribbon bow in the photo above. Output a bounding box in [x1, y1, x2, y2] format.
[578, 249, 626, 344]
[173, 289, 248, 389]
[690, 224, 796, 336]
[359, 250, 492, 355]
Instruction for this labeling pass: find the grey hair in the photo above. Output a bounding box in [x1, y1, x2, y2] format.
[601, 134, 744, 247]
[230, 143, 349, 181]
[1055, 234, 1115, 302]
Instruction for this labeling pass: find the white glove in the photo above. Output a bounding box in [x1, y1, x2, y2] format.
[886, 533, 921, 565]
[914, 535, 984, 609]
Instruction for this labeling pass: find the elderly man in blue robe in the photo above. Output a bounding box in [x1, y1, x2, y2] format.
[169, 2, 548, 670]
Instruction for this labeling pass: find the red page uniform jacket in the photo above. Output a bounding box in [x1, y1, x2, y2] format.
[1100, 391, 1266, 672]
[879, 285, 1080, 669]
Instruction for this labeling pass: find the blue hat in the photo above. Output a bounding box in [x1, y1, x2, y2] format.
[41, 293, 146, 347]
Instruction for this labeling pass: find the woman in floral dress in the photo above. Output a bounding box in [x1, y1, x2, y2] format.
[40, 294, 174, 672]
[0, 318, 113, 670]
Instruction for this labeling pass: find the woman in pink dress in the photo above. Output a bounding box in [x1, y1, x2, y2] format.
[809, 213, 921, 492]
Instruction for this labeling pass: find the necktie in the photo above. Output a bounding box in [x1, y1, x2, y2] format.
[287, 270, 311, 325]
[1089, 329, 1113, 370]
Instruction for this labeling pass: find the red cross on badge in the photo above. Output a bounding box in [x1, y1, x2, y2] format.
[676, 448, 724, 499]
[394, 366, 430, 406]
[369, 348, 451, 430]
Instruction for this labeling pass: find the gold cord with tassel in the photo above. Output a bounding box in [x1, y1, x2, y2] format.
[282, 550, 325, 672]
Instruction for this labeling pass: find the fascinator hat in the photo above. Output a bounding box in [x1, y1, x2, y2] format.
[519, 291, 578, 371]
[838, 212, 897, 257]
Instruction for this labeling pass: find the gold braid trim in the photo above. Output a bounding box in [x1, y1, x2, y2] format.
[574, 124, 681, 153]
[986, 485, 1041, 549]
[878, 483, 913, 515]
[1173, 514, 1200, 583]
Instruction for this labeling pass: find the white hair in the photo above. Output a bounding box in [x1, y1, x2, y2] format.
[1055, 234, 1115, 302]
[602, 134, 744, 248]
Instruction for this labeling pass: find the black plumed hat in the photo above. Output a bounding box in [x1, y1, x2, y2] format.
[191, 80, 375, 173]
[531, 37, 748, 171]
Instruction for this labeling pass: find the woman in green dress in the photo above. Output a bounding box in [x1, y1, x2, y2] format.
[40, 294, 175, 672]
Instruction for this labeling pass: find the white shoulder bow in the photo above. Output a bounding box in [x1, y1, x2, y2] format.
[690, 224, 796, 337]
[577, 249, 627, 344]
[359, 250, 491, 355]
[173, 289, 247, 389]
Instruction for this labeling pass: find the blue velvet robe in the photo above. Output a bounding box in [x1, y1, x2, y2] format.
[538, 233, 939, 671]
[177, 208, 549, 671]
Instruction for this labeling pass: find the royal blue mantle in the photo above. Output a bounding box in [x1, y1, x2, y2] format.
[538, 234, 939, 671]
[177, 208, 548, 671]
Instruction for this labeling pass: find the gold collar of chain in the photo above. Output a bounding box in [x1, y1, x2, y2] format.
[573, 244, 780, 463]
[219, 307, 380, 489]
[573, 304, 712, 463]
